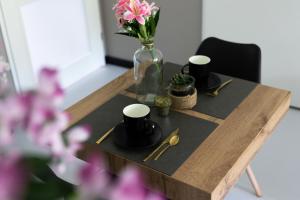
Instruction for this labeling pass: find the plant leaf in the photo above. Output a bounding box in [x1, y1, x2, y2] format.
[139, 24, 148, 40]
[115, 32, 138, 38]
[147, 15, 156, 37]
[154, 9, 160, 27]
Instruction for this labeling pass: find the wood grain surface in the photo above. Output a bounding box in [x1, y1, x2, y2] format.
[68, 69, 291, 200]
[172, 85, 291, 200]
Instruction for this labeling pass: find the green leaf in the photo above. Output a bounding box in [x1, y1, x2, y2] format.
[24, 155, 51, 179]
[115, 32, 138, 38]
[25, 177, 74, 200]
[154, 9, 160, 27]
[147, 15, 155, 37]
[23, 156, 75, 200]
[137, 33, 143, 40]
[139, 24, 148, 40]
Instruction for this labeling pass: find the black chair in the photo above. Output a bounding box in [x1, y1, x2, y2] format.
[196, 37, 263, 197]
[195, 37, 261, 83]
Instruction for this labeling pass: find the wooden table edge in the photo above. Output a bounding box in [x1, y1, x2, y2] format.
[211, 89, 291, 200]
[172, 85, 291, 200]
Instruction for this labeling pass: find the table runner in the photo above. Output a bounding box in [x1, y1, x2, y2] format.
[73, 95, 218, 175]
[128, 62, 257, 119]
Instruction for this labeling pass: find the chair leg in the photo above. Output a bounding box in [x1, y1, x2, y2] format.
[246, 165, 263, 197]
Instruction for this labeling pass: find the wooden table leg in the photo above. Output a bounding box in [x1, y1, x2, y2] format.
[246, 165, 263, 197]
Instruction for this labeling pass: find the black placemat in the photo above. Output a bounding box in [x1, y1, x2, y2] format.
[128, 62, 257, 119]
[74, 95, 218, 176]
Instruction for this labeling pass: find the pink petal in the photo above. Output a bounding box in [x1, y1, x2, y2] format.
[123, 11, 135, 21]
[67, 125, 91, 143]
[136, 16, 145, 25]
[110, 166, 146, 200]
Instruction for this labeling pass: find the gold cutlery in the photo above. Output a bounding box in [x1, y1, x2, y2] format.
[96, 127, 114, 144]
[154, 134, 180, 160]
[143, 128, 179, 162]
[206, 79, 233, 97]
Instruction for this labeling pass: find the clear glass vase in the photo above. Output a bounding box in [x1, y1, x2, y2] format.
[133, 41, 164, 105]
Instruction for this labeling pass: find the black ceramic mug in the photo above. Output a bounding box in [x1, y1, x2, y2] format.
[182, 55, 211, 85]
[123, 104, 151, 134]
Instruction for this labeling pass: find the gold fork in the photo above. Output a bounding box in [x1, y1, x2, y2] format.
[206, 79, 233, 97]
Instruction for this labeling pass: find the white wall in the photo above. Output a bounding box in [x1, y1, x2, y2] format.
[101, 0, 203, 65]
[202, 0, 300, 108]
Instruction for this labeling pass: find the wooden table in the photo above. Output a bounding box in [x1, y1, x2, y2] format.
[67, 67, 291, 200]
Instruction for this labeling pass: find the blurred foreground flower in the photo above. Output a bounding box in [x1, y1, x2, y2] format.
[0, 155, 27, 200]
[0, 67, 165, 200]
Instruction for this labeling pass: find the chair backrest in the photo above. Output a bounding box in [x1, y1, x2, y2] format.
[195, 37, 261, 83]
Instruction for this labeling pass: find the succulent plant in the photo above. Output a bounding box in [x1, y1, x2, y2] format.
[171, 73, 194, 86]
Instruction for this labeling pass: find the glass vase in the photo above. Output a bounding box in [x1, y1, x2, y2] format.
[133, 41, 164, 105]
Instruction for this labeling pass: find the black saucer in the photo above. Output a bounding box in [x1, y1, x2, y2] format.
[112, 120, 162, 150]
[196, 73, 221, 92]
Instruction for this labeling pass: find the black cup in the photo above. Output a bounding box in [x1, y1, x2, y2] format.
[182, 55, 211, 85]
[123, 104, 151, 135]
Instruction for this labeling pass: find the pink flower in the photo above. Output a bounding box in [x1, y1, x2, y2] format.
[143, 1, 158, 16]
[64, 125, 91, 158]
[78, 153, 109, 199]
[38, 67, 64, 106]
[123, 0, 150, 25]
[0, 155, 27, 200]
[113, 0, 131, 16]
[26, 104, 70, 156]
[110, 166, 147, 200]
[0, 96, 27, 145]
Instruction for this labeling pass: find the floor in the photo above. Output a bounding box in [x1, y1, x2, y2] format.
[62, 64, 127, 109]
[225, 108, 300, 200]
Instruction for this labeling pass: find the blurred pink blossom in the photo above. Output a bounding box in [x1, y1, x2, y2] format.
[38, 67, 64, 106]
[78, 153, 110, 199]
[0, 155, 27, 200]
[65, 125, 91, 157]
[110, 166, 147, 200]
[0, 67, 89, 162]
[0, 96, 27, 145]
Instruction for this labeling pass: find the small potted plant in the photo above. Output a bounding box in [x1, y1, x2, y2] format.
[168, 73, 197, 109]
[170, 73, 195, 96]
[155, 95, 172, 117]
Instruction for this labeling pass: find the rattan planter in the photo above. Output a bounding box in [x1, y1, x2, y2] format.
[168, 89, 197, 110]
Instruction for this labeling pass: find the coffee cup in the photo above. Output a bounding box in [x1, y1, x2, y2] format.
[182, 55, 211, 85]
[123, 104, 151, 134]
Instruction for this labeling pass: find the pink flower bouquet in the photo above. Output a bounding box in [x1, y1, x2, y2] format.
[113, 0, 160, 43]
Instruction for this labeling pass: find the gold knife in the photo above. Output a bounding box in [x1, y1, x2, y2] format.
[143, 128, 179, 162]
[96, 127, 114, 144]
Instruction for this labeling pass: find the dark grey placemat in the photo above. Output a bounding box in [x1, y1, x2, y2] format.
[74, 95, 218, 176]
[128, 62, 257, 119]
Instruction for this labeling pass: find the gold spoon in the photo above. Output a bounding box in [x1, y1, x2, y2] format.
[154, 135, 180, 160]
[206, 79, 233, 97]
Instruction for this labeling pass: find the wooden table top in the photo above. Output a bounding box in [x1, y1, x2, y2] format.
[67, 68, 291, 200]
